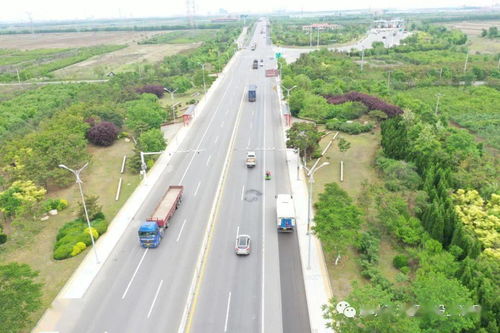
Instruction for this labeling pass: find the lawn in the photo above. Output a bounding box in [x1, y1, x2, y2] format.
[306, 127, 402, 301]
[0, 138, 140, 331]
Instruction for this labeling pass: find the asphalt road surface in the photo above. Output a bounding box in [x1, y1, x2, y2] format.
[49, 19, 309, 333]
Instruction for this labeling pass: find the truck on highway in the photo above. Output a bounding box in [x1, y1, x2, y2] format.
[138, 185, 184, 248]
[246, 151, 256, 168]
[276, 194, 296, 232]
[248, 84, 257, 102]
[252, 59, 259, 69]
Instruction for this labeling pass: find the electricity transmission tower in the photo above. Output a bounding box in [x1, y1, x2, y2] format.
[186, 0, 196, 28]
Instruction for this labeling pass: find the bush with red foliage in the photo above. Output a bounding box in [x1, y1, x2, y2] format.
[136, 85, 165, 98]
[325, 92, 403, 117]
[87, 121, 119, 146]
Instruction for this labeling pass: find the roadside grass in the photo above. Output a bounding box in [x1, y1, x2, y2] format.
[0, 138, 140, 331]
[307, 127, 402, 300]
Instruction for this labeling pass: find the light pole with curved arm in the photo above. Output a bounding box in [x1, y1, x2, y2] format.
[59, 163, 100, 264]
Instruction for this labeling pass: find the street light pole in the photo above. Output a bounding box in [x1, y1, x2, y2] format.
[282, 85, 297, 98]
[58, 163, 100, 264]
[140, 151, 164, 181]
[435, 93, 443, 115]
[201, 63, 207, 94]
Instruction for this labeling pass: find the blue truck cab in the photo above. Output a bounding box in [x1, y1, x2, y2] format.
[138, 222, 163, 248]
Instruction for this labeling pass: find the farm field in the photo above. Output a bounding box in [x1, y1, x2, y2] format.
[0, 31, 171, 49]
[54, 42, 200, 79]
[443, 20, 500, 53]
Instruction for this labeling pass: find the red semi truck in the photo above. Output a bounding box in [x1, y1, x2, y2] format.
[138, 185, 184, 248]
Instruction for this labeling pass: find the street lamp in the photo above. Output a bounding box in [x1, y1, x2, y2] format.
[163, 87, 178, 101]
[200, 63, 207, 94]
[140, 151, 164, 181]
[435, 93, 443, 115]
[58, 163, 100, 264]
[304, 162, 330, 270]
[282, 85, 297, 98]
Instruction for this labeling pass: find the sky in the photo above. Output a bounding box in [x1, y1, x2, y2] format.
[0, 0, 496, 22]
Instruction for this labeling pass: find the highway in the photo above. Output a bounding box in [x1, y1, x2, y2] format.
[189, 19, 309, 333]
[47, 19, 309, 333]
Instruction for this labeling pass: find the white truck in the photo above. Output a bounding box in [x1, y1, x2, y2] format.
[246, 151, 256, 168]
[276, 194, 295, 232]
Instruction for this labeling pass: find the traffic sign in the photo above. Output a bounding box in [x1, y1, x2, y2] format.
[275, 52, 282, 59]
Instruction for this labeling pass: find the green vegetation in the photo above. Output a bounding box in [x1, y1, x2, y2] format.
[0, 45, 125, 82]
[140, 29, 217, 44]
[0, 24, 241, 330]
[283, 20, 499, 333]
[271, 19, 367, 46]
[0, 263, 42, 333]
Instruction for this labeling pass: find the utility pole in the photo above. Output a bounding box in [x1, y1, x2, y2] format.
[317, 28, 320, 48]
[439, 67, 443, 79]
[360, 47, 365, 71]
[435, 93, 443, 115]
[387, 70, 393, 90]
[463, 52, 469, 73]
[309, 29, 312, 47]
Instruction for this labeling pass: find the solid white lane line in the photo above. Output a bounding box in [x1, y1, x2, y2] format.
[250, 122, 253, 130]
[224, 292, 232, 332]
[194, 181, 201, 196]
[147, 280, 164, 318]
[241, 185, 245, 200]
[206, 155, 212, 166]
[261, 75, 267, 333]
[220, 121, 225, 128]
[247, 137, 251, 147]
[214, 136, 219, 144]
[122, 248, 149, 299]
[176, 219, 187, 242]
[236, 226, 240, 238]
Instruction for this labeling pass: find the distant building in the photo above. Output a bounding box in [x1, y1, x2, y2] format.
[373, 19, 404, 29]
[302, 23, 339, 32]
[211, 16, 239, 23]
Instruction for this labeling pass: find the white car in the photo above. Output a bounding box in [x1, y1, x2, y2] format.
[235, 235, 251, 255]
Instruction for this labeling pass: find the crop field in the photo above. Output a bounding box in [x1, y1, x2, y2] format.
[0, 31, 171, 49]
[444, 20, 500, 53]
[139, 29, 217, 44]
[54, 43, 200, 79]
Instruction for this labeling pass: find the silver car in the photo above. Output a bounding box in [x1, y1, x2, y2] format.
[235, 235, 251, 255]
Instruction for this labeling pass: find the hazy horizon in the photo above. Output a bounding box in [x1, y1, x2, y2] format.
[1, 0, 498, 24]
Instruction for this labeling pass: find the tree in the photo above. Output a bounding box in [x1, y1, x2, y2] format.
[0, 263, 42, 333]
[338, 137, 351, 153]
[125, 94, 166, 135]
[77, 195, 103, 221]
[0, 180, 46, 220]
[487, 26, 498, 38]
[136, 85, 165, 98]
[286, 122, 322, 160]
[137, 128, 167, 152]
[313, 183, 362, 265]
[87, 121, 119, 146]
[412, 271, 477, 332]
[323, 282, 421, 332]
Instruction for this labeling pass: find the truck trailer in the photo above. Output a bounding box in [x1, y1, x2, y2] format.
[138, 185, 183, 248]
[276, 194, 296, 232]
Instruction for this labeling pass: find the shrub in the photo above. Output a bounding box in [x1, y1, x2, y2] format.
[71, 242, 87, 256]
[325, 91, 403, 117]
[77, 195, 102, 221]
[0, 233, 6, 244]
[136, 85, 165, 98]
[42, 198, 68, 212]
[87, 121, 119, 146]
[393, 254, 409, 269]
[84, 227, 99, 240]
[91, 219, 108, 235]
[54, 243, 74, 260]
[328, 101, 368, 120]
[57, 199, 68, 211]
[326, 119, 373, 134]
[400, 266, 410, 274]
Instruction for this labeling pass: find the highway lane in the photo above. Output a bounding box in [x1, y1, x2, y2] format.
[50, 37, 254, 333]
[190, 19, 310, 333]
